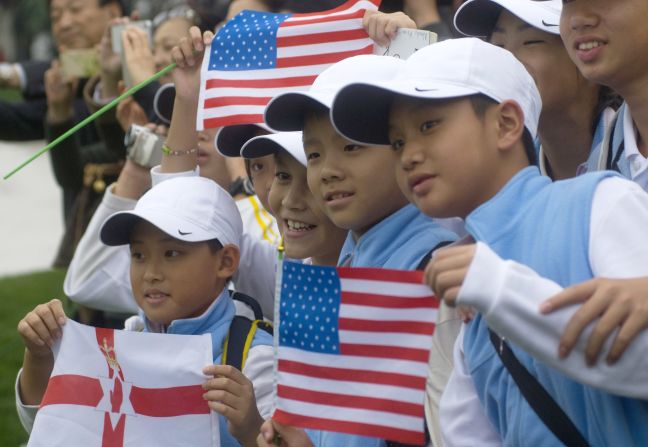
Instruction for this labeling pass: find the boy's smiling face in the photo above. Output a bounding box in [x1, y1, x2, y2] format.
[269, 150, 347, 264]
[129, 221, 233, 326]
[560, 0, 648, 91]
[389, 97, 511, 219]
[303, 111, 408, 237]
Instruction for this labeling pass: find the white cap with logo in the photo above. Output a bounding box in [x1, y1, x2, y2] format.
[264, 54, 404, 132]
[454, 0, 562, 37]
[331, 37, 542, 146]
[100, 177, 243, 247]
[240, 131, 306, 167]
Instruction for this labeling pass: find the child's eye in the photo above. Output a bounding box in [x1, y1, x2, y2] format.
[306, 151, 320, 162]
[343, 144, 361, 152]
[165, 250, 181, 258]
[131, 251, 144, 261]
[275, 171, 291, 181]
[524, 40, 546, 46]
[420, 120, 440, 132]
[390, 139, 405, 151]
[250, 162, 265, 173]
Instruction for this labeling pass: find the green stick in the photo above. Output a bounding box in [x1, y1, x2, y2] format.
[3, 62, 177, 180]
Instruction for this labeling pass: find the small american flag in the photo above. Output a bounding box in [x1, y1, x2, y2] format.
[197, 0, 380, 130]
[273, 261, 438, 445]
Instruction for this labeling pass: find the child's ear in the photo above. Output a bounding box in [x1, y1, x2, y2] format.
[214, 245, 240, 279]
[495, 100, 526, 154]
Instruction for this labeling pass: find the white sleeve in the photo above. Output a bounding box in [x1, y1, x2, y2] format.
[425, 303, 461, 447]
[233, 233, 278, 321]
[458, 186, 648, 399]
[64, 185, 138, 314]
[439, 328, 503, 447]
[588, 176, 648, 277]
[242, 344, 274, 419]
[150, 165, 198, 186]
[15, 369, 38, 434]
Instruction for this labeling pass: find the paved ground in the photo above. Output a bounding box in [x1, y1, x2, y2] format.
[0, 140, 64, 277]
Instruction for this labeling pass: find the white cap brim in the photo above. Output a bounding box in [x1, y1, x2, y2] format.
[332, 80, 479, 146]
[240, 132, 306, 166]
[100, 208, 216, 246]
[454, 0, 561, 37]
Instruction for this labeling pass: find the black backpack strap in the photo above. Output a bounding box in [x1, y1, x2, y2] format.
[488, 330, 589, 447]
[231, 291, 264, 320]
[223, 290, 274, 370]
[223, 316, 274, 370]
[416, 240, 454, 271]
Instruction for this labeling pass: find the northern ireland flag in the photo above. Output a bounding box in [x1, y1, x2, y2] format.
[27, 320, 218, 447]
[273, 261, 438, 445]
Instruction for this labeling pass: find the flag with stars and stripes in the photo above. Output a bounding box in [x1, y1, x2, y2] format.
[197, 0, 380, 130]
[273, 261, 438, 445]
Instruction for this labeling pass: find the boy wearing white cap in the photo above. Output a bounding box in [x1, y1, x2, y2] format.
[264, 54, 458, 447]
[215, 124, 281, 247]
[240, 132, 348, 267]
[16, 177, 274, 447]
[331, 37, 648, 446]
[454, 0, 617, 181]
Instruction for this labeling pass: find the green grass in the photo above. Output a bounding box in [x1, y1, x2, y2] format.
[0, 269, 67, 447]
[0, 87, 23, 102]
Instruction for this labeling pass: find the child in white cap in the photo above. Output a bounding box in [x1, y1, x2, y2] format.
[264, 53, 458, 447]
[456, 0, 648, 383]
[215, 124, 281, 247]
[331, 37, 648, 446]
[16, 177, 274, 447]
[240, 131, 348, 266]
[454, 0, 619, 180]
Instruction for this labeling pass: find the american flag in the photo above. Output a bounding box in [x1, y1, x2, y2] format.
[273, 261, 438, 445]
[197, 0, 380, 130]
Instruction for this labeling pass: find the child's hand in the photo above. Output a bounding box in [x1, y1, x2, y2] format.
[540, 277, 648, 365]
[424, 244, 476, 307]
[257, 419, 314, 447]
[17, 299, 67, 358]
[171, 26, 214, 103]
[363, 10, 417, 47]
[203, 364, 263, 447]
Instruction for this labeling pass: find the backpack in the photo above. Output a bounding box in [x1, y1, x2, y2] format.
[222, 291, 273, 370]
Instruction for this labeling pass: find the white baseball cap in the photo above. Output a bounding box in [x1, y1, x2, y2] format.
[240, 131, 306, 167]
[331, 37, 542, 146]
[264, 54, 404, 132]
[100, 177, 243, 247]
[454, 0, 562, 37]
[215, 123, 272, 157]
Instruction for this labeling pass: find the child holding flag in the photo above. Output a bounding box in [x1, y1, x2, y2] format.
[264, 53, 457, 446]
[330, 37, 648, 445]
[17, 177, 274, 447]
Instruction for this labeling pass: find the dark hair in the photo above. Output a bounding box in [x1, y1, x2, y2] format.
[206, 238, 223, 254]
[468, 94, 536, 166]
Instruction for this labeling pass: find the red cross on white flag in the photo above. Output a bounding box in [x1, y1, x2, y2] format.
[27, 320, 219, 446]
